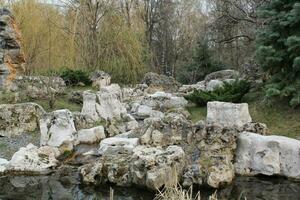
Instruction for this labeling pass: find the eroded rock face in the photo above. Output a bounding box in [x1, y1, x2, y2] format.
[81, 84, 127, 121]
[204, 70, 239, 82]
[76, 126, 105, 145]
[0, 103, 45, 137]
[10, 76, 66, 99]
[141, 72, 181, 93]
[40, 109, 77, 151]
[6, 144, 58, 174]
[141, 91, 188, 111]
[235, 132, 300, 179]
[207, 101, 252, 128]
[90, 71, 111, 89]
[80, 145, 185, 190]
[0, 158, 9, 173]
[0, 8, 25, 90]
[131, 145, 186, 190]
[98, 137, 139, 155]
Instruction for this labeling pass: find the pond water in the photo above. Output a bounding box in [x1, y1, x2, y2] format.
[0, 174, 300, 200]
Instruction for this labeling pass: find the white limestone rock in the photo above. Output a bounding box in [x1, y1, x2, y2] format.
[7, 144, 58, 173]
[133, 104, 164, 120]
[40, 109, 77, 150]
[76, 126, 106, 144]
[0, 158, 8, 173]
[141, 91, 188, 110]
[207, 101, 252, 127]
[0, 103, 45, 137]
[81, 84, 127, 121]
[98, 137, 139, 155]
[131, 145, 186, 190]
[235, 132, 300, 179]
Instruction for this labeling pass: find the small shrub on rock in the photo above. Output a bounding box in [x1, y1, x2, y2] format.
[185, 80, 250, 106]
[60, 68, 92, 86]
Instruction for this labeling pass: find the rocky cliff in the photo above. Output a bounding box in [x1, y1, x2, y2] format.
[0, 8, 25, 90]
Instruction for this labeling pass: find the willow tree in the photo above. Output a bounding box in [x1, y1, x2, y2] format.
[12, 0, 74, 74]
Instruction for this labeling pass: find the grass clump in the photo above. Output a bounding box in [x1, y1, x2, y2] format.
[185, 80, 250, 106]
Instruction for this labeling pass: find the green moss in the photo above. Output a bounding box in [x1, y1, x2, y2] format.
[34, 96, 81, 112]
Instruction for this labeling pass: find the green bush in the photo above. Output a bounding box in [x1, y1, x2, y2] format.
[60, 68, 92, 86]
[185, 80, 251, 106]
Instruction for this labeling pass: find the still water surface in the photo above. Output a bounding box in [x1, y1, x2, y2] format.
[0, 175, 300, 200]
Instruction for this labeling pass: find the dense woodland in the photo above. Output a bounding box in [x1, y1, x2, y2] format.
[0, 0, 299, 106]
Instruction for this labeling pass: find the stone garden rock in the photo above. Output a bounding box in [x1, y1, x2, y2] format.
[0, 8, 25, 90]
[98, 137, 139, 155]
[40, 109, 77, 151]
[81, 85, 127, 121]
[0, 158, 8, 173]
[141, 72, 181, 93]
[0, 103, 45, 137]
[10, 76, 66, 99]
[204, 70, 239, 82]
[6, 144, 58, 174]
[207, 101, 252, 128]
[235, 132, 300, 180]
[81, 145, 186, 190]
[76, 126, 105, 145]
[141, 91, 188, 111]
[130, 145, 186, 190]
[90, 71, 111, 89]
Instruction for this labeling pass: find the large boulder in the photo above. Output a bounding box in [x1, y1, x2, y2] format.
[10, 76, 66, 99]
[0, 9, 25, 90]
[235, 132, 300, 179]
[90, 71, 111, 89]
[6, 144, 59, 174]
[98, 137, 139, 155]
[206, 101, 252, 128]
[40, 109, 77, 151]
[182, 122, 237, 188]
[0, 158, 8, 173]
[131, 145, 186, 190]
[141, 91, 188, 111]
[76, 126, 106, 145]
[80, 145, 186, 190]
[81, 84, 127, 121]
[204, 70, 239, 82]
[141, 72, 181, 93]
[0, 103, 45, 137]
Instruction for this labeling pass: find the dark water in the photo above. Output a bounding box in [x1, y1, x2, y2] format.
[0, 175, 300, 200]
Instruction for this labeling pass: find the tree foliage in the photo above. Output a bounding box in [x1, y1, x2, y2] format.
[256, 0, 300, 107]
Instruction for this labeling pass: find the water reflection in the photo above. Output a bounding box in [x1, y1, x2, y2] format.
[0, 175, 300, 200]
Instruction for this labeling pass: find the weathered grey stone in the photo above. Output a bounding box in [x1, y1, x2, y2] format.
[205, 70, 239, 82]
[0, 158, 8, 173]
[76, 126, 105, 145]
[40, 109, 77, 151]
[141, 72, 181, 93]
[81, 85, 127, 121]
[131, 145, 186, 190]
[90, 71, 111, 89]
[0, 9, 25, 90]
[141, 91, 188, 111]
[10, 76, 66, 99]
[0, 103, 45, 137]
[6, 144, 58, 174]
[205, 79, 224, 91]
[235, 132, 300, 179]
[98, 137, 139, 155]
[207, 101, 252, 127]
[132, 104, 164, 120]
